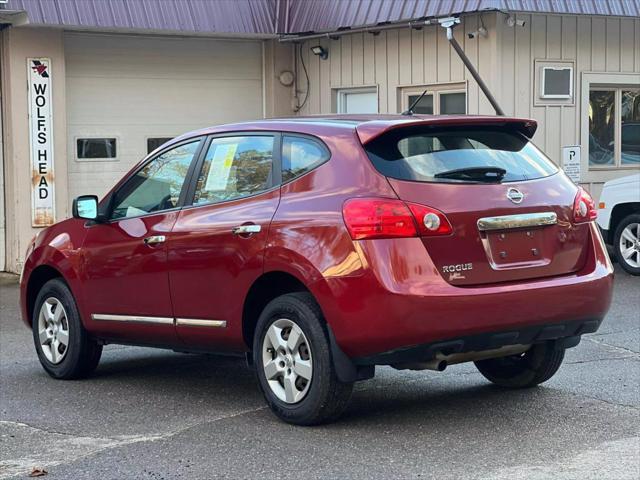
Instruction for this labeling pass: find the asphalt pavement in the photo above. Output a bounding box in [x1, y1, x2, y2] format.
[1, 266, 638, 479]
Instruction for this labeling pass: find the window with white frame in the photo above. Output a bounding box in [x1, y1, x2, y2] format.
[534, 60, 575, 105]
[401, 83, 467, 115]
[589, 87, 640, 167]
[541, 67, 573, 99]
[335, 87, 378, 114]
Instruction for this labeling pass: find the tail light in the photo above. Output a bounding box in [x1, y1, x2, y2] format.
[342, 198, 452, 240]
[573, 187, 597, 223]
[406, 203, 453, 236]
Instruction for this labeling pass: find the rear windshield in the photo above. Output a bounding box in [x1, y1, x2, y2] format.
[364, 126, 558, 183]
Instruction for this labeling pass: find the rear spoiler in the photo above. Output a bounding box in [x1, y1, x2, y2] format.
[356, 117, 538, 145]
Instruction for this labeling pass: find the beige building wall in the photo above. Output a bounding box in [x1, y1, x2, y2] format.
[495, 13, 640, 199]
[263, 40, 295, 118]
[1, 28, 69, 274]
[294, 13, 499, 116]
[293, 12, 640, 198]
[0, 32, 5, 272]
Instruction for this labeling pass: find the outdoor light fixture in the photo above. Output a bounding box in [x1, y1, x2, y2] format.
[310, 45, 328, 60]
[506, 16, 526, 27]
[467, 26, 487, 39]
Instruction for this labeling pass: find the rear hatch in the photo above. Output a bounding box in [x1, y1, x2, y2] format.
[362, 121, 591, 286]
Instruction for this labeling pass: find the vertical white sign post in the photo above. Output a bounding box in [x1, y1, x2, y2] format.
[562, 145, 581, 184]
[28, 58, 55, 227]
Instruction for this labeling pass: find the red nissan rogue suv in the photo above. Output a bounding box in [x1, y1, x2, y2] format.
[20, 115, 614, 425]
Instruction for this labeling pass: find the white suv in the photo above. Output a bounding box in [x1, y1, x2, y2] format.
[597, 173, 640, 275]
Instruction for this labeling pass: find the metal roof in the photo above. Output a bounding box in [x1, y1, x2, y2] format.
[3, 0, 639, 36]
[283, 0, 640, 34]
[4, 0, 279, 36]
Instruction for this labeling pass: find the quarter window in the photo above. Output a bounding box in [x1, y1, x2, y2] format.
[589, 88, 640, 167]
[193, 136, 274, 205]
[282, 136, 329, 182]
[110, 141, 200, 220]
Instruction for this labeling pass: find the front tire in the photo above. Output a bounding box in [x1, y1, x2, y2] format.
[474, 343, 565, 388]
[614, 213, 640, 276]
[32, 278, 102, 379]
[253, 292, 353, 425]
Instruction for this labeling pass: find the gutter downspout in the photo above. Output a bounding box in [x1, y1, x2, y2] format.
[437, 17, 504, 116]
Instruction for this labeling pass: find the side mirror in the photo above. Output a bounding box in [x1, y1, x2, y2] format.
[72, 195, 99, 220]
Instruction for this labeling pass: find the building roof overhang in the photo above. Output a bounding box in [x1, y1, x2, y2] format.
[2, 0, 638, 38]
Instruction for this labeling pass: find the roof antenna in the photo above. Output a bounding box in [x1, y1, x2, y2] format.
[401, 90, 427, 116]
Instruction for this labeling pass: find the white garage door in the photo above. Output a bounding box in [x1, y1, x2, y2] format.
[65, 33, 264, 200]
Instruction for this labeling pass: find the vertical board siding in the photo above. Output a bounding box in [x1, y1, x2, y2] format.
[386, 29, 399, 113]
[352, 33, 365, 85]
[294, 13, 640, 196]
[462, 15, 480, 115]
[498, 14, 640, 197]
[411, 28, 424, 84]
[620, 19, 635, 72]
[296, 14, 495, 116]
[398, 28, 412, 85]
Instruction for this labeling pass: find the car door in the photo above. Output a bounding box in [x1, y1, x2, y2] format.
[167, 133, 281, 351]
[80, 138, 204, 345]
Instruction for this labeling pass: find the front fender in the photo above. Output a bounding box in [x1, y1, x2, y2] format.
[20, 220, 88, 328]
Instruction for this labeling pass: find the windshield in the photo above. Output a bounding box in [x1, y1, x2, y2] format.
[364, 127, 558, 183]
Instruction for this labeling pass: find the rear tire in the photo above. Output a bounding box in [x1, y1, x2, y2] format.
[613, 213, 640, 276]
[253, 292, 353, 425]
[474, 343, 565, 388]
[32, 278, 102, 379]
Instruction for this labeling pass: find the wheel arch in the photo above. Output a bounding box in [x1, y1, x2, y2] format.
[25, 264, 68, 327]
[610, 202, 640, 243]
[242, 270, 312, 350]
[241, 269, 373, 383]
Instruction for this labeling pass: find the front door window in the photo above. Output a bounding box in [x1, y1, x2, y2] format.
[111, 141, 200, 219]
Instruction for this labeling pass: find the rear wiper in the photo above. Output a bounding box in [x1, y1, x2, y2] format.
[434, 167, 506, 183]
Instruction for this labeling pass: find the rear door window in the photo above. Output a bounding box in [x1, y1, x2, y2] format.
[365, 127, 558, 183]
[193, 135, 274, 205]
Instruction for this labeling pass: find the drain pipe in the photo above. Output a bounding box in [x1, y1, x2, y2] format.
[436, 17, 504, 116]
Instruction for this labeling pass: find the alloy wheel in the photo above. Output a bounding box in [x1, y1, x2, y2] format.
[619, 222, 640, 268]
[37, 297, 70, 364]
[262, 318, 313, 404]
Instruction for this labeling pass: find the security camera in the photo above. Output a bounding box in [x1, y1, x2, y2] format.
[467, 26, 487, 39]
[506, 16, 525, 27]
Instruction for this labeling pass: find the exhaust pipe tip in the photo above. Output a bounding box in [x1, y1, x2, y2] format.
[435, 360, 447, 371]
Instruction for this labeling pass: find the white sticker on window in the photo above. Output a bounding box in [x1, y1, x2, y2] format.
[204, 143, 238, 191]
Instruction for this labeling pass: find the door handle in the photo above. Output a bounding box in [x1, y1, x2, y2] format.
[143, 235, 166, 245]
[231, 225, 261, 235]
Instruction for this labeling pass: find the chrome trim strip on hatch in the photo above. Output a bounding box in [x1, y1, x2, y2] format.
[477, 212, 558, 232]
[91, 314, 174, 325]
[175, 318, 227, 328]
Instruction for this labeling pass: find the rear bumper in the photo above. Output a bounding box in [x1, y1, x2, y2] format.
[353, 318, 599, 366]
[318, 223, 614, 359]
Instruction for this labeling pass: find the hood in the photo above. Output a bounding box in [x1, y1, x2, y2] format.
[603, 173, 640, 189]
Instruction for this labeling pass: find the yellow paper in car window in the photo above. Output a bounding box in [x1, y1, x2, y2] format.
[205, 143, 238, 191]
